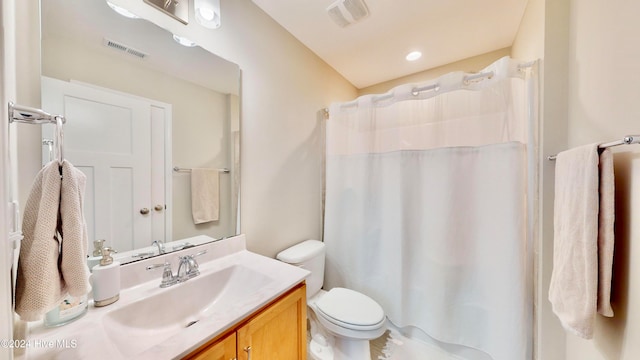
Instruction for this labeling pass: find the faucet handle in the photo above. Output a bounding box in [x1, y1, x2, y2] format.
[146, 262, 169, 271]
[188, 250, 207, 268]
[192, 250, 207, 257]
[179, 250, 207, 279]
[146, 262, 178, 288]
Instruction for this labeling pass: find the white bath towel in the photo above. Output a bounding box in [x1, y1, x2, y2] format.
[549, 144, 615, 339]
[15, 161, 91, 321]
[191, 168, 220, 224]
[597, 149, 615, 317]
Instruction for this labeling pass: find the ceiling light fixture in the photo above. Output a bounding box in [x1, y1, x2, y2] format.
[106, 1, 139, 19]
[406, 51, 422, 61]
[194, 0, 221, 29]
[172, 34, 197, 47]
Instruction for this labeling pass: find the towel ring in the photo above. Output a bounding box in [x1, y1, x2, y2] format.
[55, 116, 64, 165]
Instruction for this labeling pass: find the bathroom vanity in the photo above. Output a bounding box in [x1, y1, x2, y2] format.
[18, 235, 309, 360]
[185, 283, 306, 360]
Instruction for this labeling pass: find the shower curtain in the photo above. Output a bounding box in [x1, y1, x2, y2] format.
[324, 57, 537, 360]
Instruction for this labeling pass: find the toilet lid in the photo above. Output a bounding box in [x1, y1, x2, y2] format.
[315, 288, 384, 327]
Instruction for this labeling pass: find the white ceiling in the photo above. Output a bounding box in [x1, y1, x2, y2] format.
[252, 0, 529, 89]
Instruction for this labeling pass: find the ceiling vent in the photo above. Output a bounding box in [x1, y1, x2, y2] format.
[327, 0, 369, 27]
[103, 38, 148, 59]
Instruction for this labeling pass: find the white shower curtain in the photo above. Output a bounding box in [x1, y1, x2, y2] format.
[324, 57, 536, 360]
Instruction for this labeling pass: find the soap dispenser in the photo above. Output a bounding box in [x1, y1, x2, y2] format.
[92, 247, 120, 307]
[87, 239, 105, 271]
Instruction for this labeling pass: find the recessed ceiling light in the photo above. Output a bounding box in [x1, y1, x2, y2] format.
[172, 34, 197, 47]
[106, 1, 139, 19]
[406, 51, 422, 61]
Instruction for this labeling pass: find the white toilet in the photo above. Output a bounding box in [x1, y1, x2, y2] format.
[277, 240, 386, 360]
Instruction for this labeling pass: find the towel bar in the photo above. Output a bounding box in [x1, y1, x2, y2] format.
[8, 101, 65, 125]
[173, 166, 230, 173]
[547, 135, 640, 161]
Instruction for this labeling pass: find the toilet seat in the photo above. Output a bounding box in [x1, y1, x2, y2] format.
[315, 288, 385, 331]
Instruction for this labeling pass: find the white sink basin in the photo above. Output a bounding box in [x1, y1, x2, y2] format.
[102, 264, 274, 357]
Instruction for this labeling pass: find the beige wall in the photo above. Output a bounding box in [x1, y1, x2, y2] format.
[108, 0, 358, 257]
[564, 0, 640, 358]
[41, 37, 236, 243]
[358, 48, 511, 95]
[516, 0, 640, 358]
[513, 0, 572, 359]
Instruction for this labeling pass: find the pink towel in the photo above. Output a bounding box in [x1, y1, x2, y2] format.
[16, 160, 91, 321]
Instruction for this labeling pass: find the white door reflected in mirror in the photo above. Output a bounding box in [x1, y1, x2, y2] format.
[41, 76, 171, 252]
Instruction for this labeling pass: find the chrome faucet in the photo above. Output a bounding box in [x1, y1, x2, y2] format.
[146, 250, 207, 288]
[151, 240, 165, 255]
[176, 250, 207, 282]
[146, 262, 178, 288]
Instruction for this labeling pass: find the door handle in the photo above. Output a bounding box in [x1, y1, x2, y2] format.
[140, 208, 150, 215]
[243, 346, 251, 360]
[154, 204, 164, 212]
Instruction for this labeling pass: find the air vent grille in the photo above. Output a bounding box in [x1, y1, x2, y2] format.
[327, 6, 351, 27]
[327, 0, 369, 27]
[343, 0, 368, 21]
[103, 38, 148, 59]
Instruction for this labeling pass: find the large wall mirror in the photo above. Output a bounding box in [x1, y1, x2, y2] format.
[40, 0, 241, 264]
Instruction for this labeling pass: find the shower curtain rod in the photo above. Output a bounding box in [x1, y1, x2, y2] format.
[547, 135, 640, 160]
[322, 60, 537, 116]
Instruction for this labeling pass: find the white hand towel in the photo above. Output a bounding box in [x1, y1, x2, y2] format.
[549, 144, 615, 339]
[191, 168, 220, 224]
[16, 161, 92, 321]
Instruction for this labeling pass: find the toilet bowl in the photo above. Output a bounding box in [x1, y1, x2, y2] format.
[277, 240, 386, 360]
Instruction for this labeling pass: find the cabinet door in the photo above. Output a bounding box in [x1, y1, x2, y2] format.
[189, 332, 237, 360]
[237, 285, 307, 360]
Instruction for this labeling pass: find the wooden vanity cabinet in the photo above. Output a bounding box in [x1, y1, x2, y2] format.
[188, 332, 236, 360]
[184, 283, 307, 360]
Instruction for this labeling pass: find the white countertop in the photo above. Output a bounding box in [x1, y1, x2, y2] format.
[20, 235, 309, 360]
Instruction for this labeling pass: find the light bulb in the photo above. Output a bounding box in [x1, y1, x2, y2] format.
[198, 7, 216, 21]
[106, 1, 139, 19]
[172, 34, 197, 47]
[195, 0, 221, 29]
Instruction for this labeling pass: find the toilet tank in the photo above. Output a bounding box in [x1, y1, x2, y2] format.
[276, 240, 325, 297]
